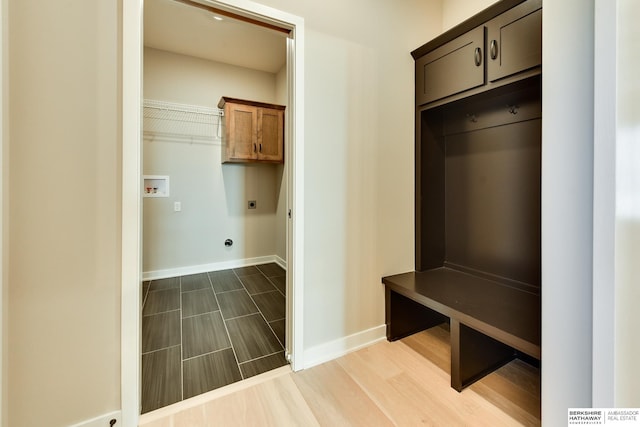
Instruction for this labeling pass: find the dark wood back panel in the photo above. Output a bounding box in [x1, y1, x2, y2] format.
[416, 76, 541, 289]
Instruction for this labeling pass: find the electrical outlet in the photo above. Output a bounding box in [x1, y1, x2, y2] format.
[174, 201, 181, 212]
[248, 200, 257, 209]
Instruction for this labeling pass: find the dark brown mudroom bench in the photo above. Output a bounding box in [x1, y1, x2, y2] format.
[383, 268, 540, 391]
[389, 0, 543, 394]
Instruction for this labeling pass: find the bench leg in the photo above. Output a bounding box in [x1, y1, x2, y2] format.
[450, 319, 515, 391]
[385, 288, 447, 341]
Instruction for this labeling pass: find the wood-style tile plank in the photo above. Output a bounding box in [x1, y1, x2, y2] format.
[142, 281, 150, 302]
[142, 310, 181, 353]
[181, 273, 212, 292]
[183, 348, 242, 399]
[149, 277, 180, 292]
[269, 275, 286, 295]
[240, 274, 277, 295]
[141, 346, 182, 413]
[251, 290, 285, 322]
[182, 288, 218, 318]
[239, 352, 288, 379]
[225, 314, 282, 363]
[217, 289, 258, 319]
[143, 288, 180, 316]
[182, 312, 231, 359]
[233, 266, 260, 277]
[269, 319, 285, 347]
[209, 271, 244, 293]
[256, 263, 285, 277]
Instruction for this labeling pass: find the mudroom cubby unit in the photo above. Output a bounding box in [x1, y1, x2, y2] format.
[383, 0, 541, 392]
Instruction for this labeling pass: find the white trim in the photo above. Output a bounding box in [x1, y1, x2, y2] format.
[287, 19, 305, 374]
[142, 255, 287, 281]
[139, 365, 291, 425]
[302, 325, 387, 369]
[68, 411, 121, 427]
[592, 0, 617, 407]
[121, 1, 143, 426]
[122, 1, 304, 424]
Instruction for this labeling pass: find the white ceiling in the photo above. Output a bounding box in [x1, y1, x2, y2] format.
[144, 0, 287, 74]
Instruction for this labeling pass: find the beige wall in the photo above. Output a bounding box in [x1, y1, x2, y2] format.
[7, 0, 121, 426]
[143, 48, 285, 274]
[253, 0, 441, 348]
[441, 0, 498, 31]
[5, 0, 441, 424]
[1, 0, 7, 423]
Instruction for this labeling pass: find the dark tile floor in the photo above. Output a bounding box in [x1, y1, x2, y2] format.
[141, 263, 287, 413]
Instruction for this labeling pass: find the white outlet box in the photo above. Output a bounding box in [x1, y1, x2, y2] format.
[143, 175, 169, 198]
[174, 201, 181, 212]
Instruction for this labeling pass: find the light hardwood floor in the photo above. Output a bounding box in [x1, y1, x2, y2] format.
[139, 325, 541, 426]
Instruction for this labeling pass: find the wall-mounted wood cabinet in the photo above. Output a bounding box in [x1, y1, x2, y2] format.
[414, 0, 541, 106]
[218, 97, 285, 164]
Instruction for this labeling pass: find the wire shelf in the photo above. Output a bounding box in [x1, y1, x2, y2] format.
[143, 99, 223, 144]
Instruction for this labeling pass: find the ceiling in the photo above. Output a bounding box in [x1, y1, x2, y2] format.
[144, 0, 287, 74]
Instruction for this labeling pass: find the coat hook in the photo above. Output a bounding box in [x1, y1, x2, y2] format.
[507, 104, 519, 115]
[466, 113, 478, 123]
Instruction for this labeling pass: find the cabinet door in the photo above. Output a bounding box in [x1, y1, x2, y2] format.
[486, 0, 542, 82]
[257, 108, 284, 162]
[416, 26, 485, 106]
[227, 104, 257, 161]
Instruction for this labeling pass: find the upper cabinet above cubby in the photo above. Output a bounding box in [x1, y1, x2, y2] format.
[486, 0, 542, 82]
[415, 26, 485, 106]
[413, 0, 542, 107]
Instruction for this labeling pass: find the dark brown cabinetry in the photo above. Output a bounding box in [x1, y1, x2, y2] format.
[415, 27, 485, 106]
[486, 0, 542, 82]
[414, 0, 541, 106]
[384, 0, 541, 393]
[218, 97, 285, 164]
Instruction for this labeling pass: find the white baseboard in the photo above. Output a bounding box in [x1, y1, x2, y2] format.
[68, 410, 121, 427]
[143, 255, 287, 281]
[303, 324, 387, 369]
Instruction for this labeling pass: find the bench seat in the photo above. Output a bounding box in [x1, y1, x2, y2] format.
[383, 267, 540, 391]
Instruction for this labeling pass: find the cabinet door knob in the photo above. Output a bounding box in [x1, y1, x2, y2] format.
[253, 143, 257, 152]
[490, 40, 498, 60]
[474, 47, 482, 66]
[259, 143, 262, 152]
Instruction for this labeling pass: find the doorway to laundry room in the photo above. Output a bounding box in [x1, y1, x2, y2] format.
[139, 0, 291, 413]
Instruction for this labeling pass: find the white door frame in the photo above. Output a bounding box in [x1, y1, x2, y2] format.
[121, 1, 305, 424]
